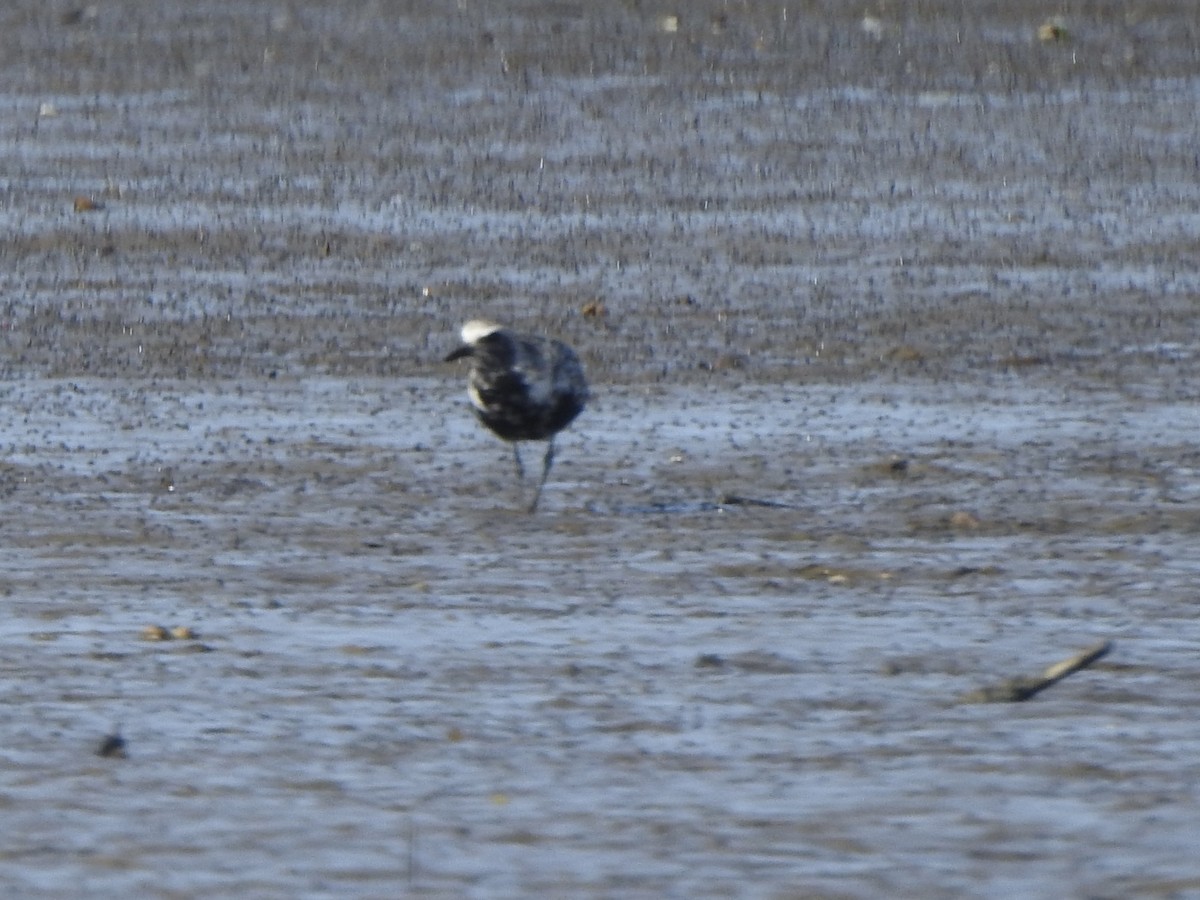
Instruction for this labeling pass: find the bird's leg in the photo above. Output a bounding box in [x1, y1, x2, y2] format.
[527, 438, 556, 513]
[511, 444, 525, 481]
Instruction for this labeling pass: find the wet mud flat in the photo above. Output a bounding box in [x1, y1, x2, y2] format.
[3, 1, 1200, 897]
[2, 376, 1200, 899]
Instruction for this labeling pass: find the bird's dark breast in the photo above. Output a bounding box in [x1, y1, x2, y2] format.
[473, 387, 584, 442]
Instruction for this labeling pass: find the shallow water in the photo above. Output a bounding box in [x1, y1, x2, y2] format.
[2, 2, 1200, 897]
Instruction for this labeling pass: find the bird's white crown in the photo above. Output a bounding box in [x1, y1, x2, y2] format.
[461, 319, 503, 344]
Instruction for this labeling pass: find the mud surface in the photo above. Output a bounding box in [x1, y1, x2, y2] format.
[3, 2, 1200, 897]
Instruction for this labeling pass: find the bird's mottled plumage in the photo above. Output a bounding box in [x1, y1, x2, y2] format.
[445, 320, 588, 511]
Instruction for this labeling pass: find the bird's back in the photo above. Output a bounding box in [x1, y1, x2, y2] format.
[468, 330, 588, 442]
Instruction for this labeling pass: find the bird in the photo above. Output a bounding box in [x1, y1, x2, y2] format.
[444, 319, 589, 512]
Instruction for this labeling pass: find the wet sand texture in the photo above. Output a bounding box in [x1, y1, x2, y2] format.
[3, 2, 1200, 897]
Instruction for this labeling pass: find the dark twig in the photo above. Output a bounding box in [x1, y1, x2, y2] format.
[961, 640, 1112, 703]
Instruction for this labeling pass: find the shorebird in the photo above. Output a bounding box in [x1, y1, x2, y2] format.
[445, 319, 588, 512]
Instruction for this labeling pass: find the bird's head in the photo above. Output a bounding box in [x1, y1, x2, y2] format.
[445, 319, 507, 362]
[461, 319, 503, 344]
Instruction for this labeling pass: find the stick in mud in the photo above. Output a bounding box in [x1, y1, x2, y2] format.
[717, 493, 796, 509]
[961, 640, 1113, 703]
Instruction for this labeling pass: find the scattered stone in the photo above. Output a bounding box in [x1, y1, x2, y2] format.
[1037, 17, 1069, 43]
[793, 563, 857, 584]
[97, 729, 127, 758]
[949, 510, 981, 530]
[60, 6, 98, 26]
[178, 642, 215, 653]
[724, 651, 802, 675]
[950, 565, 1002, 578]
[696, 651, 800, 674]
[708, 352, 749, 372]
[886, 345, 925, 364]
[142, 624, 200, 641]
[999, 354, 1052, 368]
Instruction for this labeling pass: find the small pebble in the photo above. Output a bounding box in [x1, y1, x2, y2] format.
[949, 510, 981, 530]
[1037, 18, 1069, 42]
[97, 730, 127, 759]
